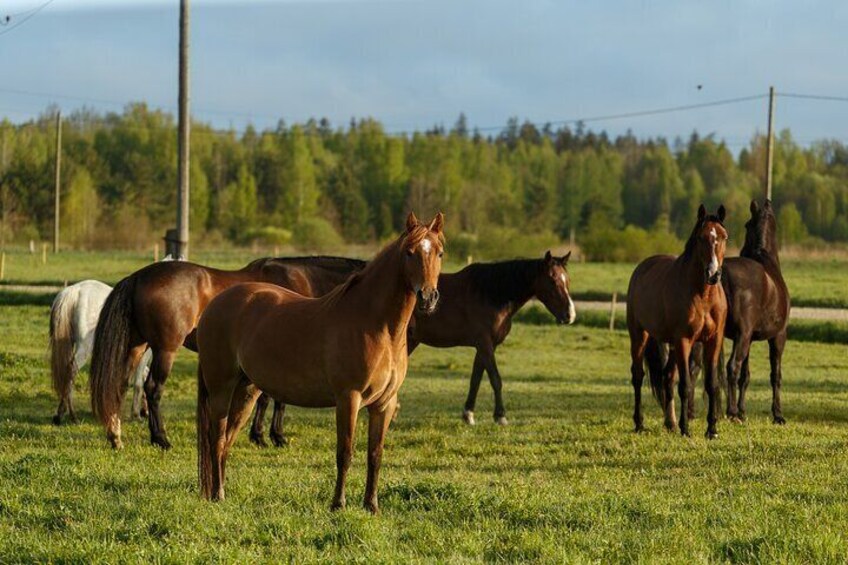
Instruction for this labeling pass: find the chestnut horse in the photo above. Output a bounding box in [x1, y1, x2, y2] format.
[90, 255, 365, 449]
[196, 213, 444, 511]
[250, 250, 576, 445]
[628, 204, 728, 438]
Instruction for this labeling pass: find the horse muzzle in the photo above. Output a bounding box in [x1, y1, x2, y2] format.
[706, 268, 722, 286]
[416, 288, 440, 314]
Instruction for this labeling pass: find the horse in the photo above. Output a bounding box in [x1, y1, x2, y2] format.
[628, 204, 728, 438]
[644, 199, 790, 425]
[49, 280, 152, 425]
[196, 212, 444, 511]
[90, 255, 365, 449]
[249, 250, 576, 445]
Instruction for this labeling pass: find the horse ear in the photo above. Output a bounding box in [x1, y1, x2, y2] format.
[428, 212, 444, 233]
[750, 199, 759, 215]
[406, 212, 419, 233]
[544, 250, 553, 264]
[561, 251, 572, 265]
[764, 198, 772, 210]
[697, 204, 706, 221]
[717, 204, 727, 223]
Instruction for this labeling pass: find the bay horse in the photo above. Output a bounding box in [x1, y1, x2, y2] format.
[90, 255, 365, 449]
[250, 250, 576, 445]
[196, 212, 444, 511]
[645, 199, 790, 424]
[628, 204, 728, 438]
[50, 280, 151, 425]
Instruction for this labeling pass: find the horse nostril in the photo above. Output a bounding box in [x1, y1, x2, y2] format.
[432, 289, 440, 303]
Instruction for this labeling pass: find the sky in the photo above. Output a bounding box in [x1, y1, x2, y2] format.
[1, 0, 847, 149]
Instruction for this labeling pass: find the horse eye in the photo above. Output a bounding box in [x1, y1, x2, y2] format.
[406, 249, 415, 256]
[438, 252, 444, 258]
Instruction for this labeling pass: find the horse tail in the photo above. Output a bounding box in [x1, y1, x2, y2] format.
[645, 337, 666, 406]
[49, 288, 77, 404]
[197, 362, 213, 500]
[90, 275, 137, 424]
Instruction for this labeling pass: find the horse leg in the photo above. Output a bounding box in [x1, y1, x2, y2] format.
[462, 350, 486, 425]
[629, 329, 648, 432]
[662, 353, 678, 432]
[674, 340, 693, 437]
[270, 401, 288, 447]
[331, 392, 362, 511]
[481, 346, 508, 425]
[725, 333, 750, 423]
[703, 337, 722, 439]
[249, 393, 270, 447]
[363, 395, 397, 514]
[769, 331, 788, 424]
[687, 342, 703, 420]
[222, 377, 262, 487]
[737, 356, 751, 421]
[145, 349, 176, 449]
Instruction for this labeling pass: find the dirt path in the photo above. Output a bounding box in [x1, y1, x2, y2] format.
[575, 300, 848, 322]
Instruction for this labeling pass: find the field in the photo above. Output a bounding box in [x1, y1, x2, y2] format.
[2, 303, 848, 562]
[2, 249, 848, 308]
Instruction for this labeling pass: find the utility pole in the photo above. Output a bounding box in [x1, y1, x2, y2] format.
[176, 0, 191, 259]
[765, 86, 775, 201]
[54, 111, 62, 253]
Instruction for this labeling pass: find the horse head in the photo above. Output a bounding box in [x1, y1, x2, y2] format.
[690, 204, 728, 286]
[403, 212, 445, 314]
[742, 199, 779, 260]
[535, 250, 576, 325]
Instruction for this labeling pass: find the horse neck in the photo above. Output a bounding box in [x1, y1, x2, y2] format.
[677, 254, 719, 301]
[337, 245, 416, 342]
[741, 229, 783, 274]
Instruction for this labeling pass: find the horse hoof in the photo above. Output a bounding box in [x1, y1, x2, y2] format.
[249, 433, 268, 448]
[52, 415, 62, 426]
[151, 435, 172, 450]
[634, 424, 646, 434]
[495, 416, 509, 426]
[270, 434, 289, 447]
[705, 430, 719, 440]
[109, 438, 123, 450]
[330, 499, 346, 512]
[462, 410, 476, 426]
[773, 416, 786, 425]
[140, 408, 149, 418]
[363, 500, 379, 514]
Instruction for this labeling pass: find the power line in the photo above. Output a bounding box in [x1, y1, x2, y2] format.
[779, 92, 848, 104]
[0, 0, 56, 36]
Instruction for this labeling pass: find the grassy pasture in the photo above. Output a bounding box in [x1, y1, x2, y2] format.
[2, 304, 848, 562]
[1, 248, 847, 308]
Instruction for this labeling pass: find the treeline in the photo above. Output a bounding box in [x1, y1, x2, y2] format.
[1, 104, 847, 259]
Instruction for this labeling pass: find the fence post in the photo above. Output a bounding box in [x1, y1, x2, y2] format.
[467, 255, 473, 265]
[154, 243, 159, 262]
[42, 243, 47, 265]
[0, 252, 5, 280]
[609, 292, 617, 331]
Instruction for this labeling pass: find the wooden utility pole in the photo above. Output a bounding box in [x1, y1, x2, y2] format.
[53, 111, 62, 253]
[176, 0, 191, 259]
[765, 86, 775, 201]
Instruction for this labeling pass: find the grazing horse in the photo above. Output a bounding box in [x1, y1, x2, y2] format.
[196, 212, 444, 511]
[49, 280, 151, 425]
[722, 199, 790, 423]
[628, 204, 728, 438]
[90, 255, 365, 449]
[250, 250, 576, 445]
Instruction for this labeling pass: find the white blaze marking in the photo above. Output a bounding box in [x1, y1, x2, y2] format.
[560, 273, 567, 285]
[567, 296, 576, 324]
[420, 239, 431, 254]
[707, 227, 719, 277]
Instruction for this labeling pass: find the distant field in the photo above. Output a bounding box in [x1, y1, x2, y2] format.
[1, 249, 847, 308]
[1, 304, 848, 562]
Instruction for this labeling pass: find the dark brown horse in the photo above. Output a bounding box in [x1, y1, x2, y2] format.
[90, 255, 365, 449]
[196, 212, 444, 511]
[723, 199, 790, 423]
[628, 204, 728, 438]
[645, 199, 790, 424]
[250, 250, 575, 444]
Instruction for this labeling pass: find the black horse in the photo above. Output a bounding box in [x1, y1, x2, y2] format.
[646, 199, 790, 424]
[250, 251, 576, 445]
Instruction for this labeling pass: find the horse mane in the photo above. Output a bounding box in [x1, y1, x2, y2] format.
[462, 259, 543, 307]
[681, 214, 725, 262]
[740, 207, 779, 265]
[323, 225, 442, 303]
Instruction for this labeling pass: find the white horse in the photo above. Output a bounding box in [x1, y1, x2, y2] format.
[49, 280, 152, 424]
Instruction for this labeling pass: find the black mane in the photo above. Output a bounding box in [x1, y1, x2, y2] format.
[462, 259, 544, 307]
[248, 255, 367, 274]
[682, 214, 724, 262]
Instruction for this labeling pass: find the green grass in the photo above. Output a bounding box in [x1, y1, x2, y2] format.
[2, 304, 848, 562]
[1, 250, 847, 308]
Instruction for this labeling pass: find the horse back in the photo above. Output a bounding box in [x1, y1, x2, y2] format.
[723, 257, 789, 340]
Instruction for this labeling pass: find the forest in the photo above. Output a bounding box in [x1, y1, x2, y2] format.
[1, 104, 847, 260]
